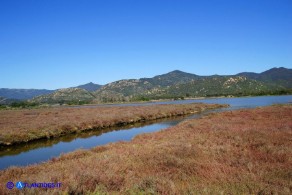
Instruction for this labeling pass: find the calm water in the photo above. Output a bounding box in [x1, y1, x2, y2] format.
[0, 95, 291, 170]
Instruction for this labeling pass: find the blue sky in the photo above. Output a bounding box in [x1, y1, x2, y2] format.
[0, 0, 291, 89]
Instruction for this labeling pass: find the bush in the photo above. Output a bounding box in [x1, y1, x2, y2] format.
[67, 100, 90, 105]
[10, 101, 39, 108]
[134, 96, 150, 101]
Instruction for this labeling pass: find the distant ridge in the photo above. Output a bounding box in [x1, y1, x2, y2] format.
[0, 82, 102, 100]
[237, 67, 292, 88]
[0, 88, 54, 100]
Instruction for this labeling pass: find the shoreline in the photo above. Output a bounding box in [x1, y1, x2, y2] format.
[59, 94, 292, 108]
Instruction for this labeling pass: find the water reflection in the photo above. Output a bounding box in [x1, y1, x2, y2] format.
[0, 115, 189, 169]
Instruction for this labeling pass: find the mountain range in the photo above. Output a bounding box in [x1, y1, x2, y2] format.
[0, 67, 291, 105]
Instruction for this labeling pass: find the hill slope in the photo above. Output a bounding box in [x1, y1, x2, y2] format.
[165, 76, 284, 98]
[31, 88, 96, 104]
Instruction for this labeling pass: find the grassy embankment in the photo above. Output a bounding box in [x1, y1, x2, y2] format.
[0, 103, 225, 146]
[0, 104, 291, 194]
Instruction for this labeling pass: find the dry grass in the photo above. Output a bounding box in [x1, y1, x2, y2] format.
[0, 103, 225, 146]
[0, 104, 291, 194]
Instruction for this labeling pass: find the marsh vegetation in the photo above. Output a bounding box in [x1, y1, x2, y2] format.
[0, 105, 291, 194]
